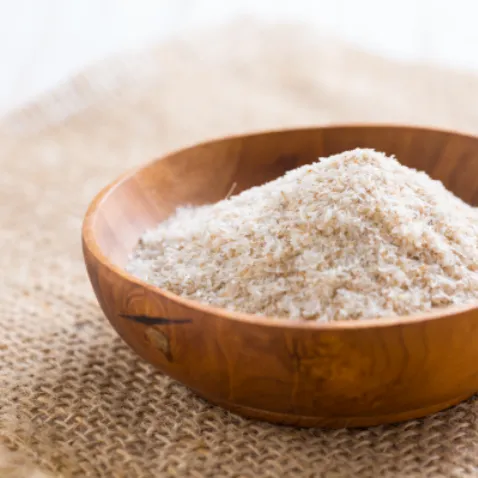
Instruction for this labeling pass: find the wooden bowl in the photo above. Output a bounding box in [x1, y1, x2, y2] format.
[82, 125, 478, 428]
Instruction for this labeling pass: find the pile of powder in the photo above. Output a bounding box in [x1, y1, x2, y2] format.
[126, 149, 478, 322]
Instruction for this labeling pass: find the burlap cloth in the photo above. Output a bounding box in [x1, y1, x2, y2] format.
[2, 19, 478, 478]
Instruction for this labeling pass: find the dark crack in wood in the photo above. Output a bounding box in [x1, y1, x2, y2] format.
[120, 314, 192, 325]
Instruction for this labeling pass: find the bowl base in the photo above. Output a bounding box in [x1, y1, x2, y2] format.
[201, 391, 476, 428]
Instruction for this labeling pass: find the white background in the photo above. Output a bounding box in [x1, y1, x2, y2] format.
[0, 0, 477, 116]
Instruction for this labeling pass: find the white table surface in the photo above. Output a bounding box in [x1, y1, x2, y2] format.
[1, 0, 477, 117]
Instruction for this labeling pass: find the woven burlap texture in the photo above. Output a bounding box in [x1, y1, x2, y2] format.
[1, 19, 478, 478]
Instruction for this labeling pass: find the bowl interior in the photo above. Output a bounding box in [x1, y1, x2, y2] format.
[87, 126, 478, 269]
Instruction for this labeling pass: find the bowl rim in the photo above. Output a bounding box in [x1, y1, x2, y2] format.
[82, 122, 478, 330]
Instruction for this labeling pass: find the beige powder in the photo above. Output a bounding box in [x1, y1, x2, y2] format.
[126, 149, 478, 322]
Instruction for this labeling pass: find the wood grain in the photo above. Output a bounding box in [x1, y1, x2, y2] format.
[82, 125, 478, 428]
